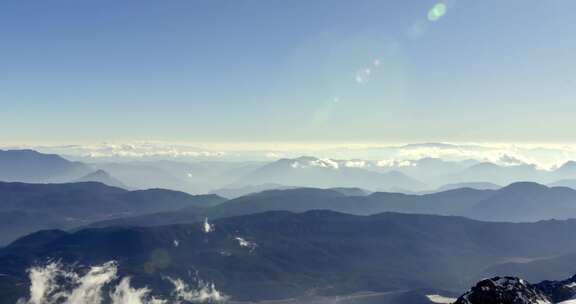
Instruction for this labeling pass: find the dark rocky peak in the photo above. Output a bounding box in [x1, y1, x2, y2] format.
[454, 276, 551, 304]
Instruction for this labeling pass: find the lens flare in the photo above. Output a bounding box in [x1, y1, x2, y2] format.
[428, 3, 447, 22]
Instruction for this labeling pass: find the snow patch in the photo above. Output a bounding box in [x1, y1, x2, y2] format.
[426, 294, 456, 303]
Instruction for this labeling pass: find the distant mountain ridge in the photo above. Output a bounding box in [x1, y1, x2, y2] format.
[0, 149, 91, 183]
[6, 149, 576, 195]
[81, 181, 576, 232]
[549, 179, 576, 190]
[554, 161, 576, 177]
[233, 156, 426, 191]
[231, 156, 576, 194]
[74, 169, 127, 189]
[94, 160, 263, 194]
[206, 186, 495, 220]
[210, 181, 576, 222]
[436, 182, 501, 192]
[0, 181, 226, 245]
[4, 178, 576, 246]
[468, 182, 576, 222]
[210, 183, 292, 198]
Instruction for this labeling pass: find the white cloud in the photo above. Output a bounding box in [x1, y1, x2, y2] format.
[344, 160, 368, 168]
[167, 278, 228, 303]
[235, 237, 258, 252]
[203, 218, 214, 234]
[498, 154, 529, 166]
[110, 277, 165, 304]
[7, 141, 576, 170]
[377, 159, 415, 168]
[18, 261, 227, 304]
[290, 158, 340, 169]
[67, 262, 118, 304]
[310, 158, 340, 169]
[16, 142, 226, 161]
[265, 152, 283, 159]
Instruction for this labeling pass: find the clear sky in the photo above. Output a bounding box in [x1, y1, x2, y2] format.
[1, 0, 575, 144]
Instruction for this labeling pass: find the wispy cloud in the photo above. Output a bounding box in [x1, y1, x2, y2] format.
[18, 261, 227, 304]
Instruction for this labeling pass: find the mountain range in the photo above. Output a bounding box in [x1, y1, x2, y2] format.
[6, 149, 576, 195]
[0, 149, 91, 183]
[231, 156, 427, 192]
[0, 181, 225, 245]
[5, 178, 576, 245]
[5, 149, 576, 303]
[135, 182, 576, 224]
[3, 210, 576, 303]
[93, 160, 264, 194]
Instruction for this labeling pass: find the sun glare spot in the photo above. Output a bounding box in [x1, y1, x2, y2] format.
[428, 3, 447, 22]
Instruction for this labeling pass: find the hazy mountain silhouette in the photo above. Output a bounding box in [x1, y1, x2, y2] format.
[0, 181, 225, 245]
[234, 156, 426, 191]
[454, 162, 546, 186]
[86, 187, 378, 228]
[207, 187, 494, 219]
[553, 161, 576, 178]
[6, 149, 576, 196]
[87, 181, 576, 230]
[467, 182, 576, 222]
[211, 183, 293, 198]
[74, 169, 127, 189]
[383, 158, 480, 186]
[95, 160, 263, 194]
[212, 184, 371, 199]
[436, 182, 501, 192]
[0, 149, 91, 183]
[94, 161, 199, 192]
[549, 179, 576, 190]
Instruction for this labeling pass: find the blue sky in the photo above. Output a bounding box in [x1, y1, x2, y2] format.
[1, 0, 575, 144]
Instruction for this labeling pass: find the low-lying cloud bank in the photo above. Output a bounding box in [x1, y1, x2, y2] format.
[6, 142, 576, 170]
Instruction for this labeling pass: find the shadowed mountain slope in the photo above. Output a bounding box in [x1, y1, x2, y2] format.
[3, 211, 576, 302]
